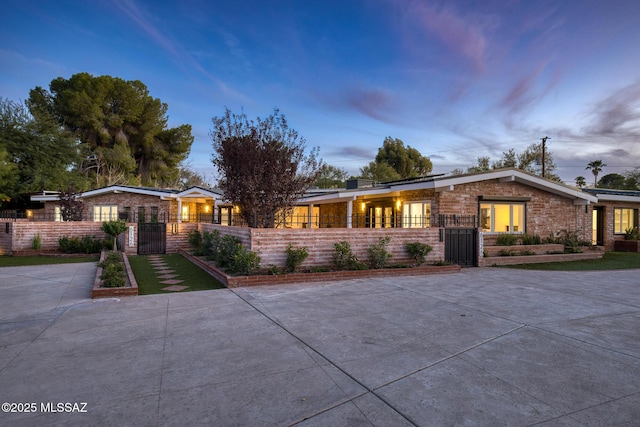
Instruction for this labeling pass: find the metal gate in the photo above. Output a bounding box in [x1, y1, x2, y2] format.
[138, 223, 166, 255]
[444, 228, 477, 267]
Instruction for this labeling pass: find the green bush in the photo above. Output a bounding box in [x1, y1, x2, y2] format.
[368, 236, 392, 269]
[332, 241, 363, 270]
[405, 241, 433, 265]
[521, 233, 542, 245]
[101, 220, 128, 251]
[202, 230, 221, 258]
[216, 235, 242, 268]
[188, 229, 202, 250]
[58, 236, 103, 254]
[496, 233, 518, 246]
[99, 252, 126, 288]
[32, 233, 42, 250]
[229, 246, 261, 275]
[285, 244, 309, 272]
[624, 227, 640, 241]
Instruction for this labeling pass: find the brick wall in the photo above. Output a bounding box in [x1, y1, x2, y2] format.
[196, 225, 443, 269]
[437, 180, 591, 242]
[8, 222, 107, 254]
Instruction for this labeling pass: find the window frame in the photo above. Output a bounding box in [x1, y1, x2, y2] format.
[479, 201, 526, 233]
[614, 207, 638, 234]
[93, 205, 119, 222]
[401, 201, 431, 228]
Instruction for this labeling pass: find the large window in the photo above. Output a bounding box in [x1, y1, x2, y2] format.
[480, 202, 525, 233]
[402, 202, 431, 228]
[614, 208, 638, 234]
[93, 205, 118, 222]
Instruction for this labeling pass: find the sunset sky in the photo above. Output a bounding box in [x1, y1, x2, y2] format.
[2, 0, 639, 184]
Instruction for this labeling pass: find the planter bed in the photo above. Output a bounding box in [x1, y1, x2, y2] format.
[92, 251, 138, 298]
[479, 250, 604, 267]
[614, 240, 640, 252]
[180, 249, 460, 288]
[483, 244, 565, 257]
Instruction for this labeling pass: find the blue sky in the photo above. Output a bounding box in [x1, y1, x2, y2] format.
[2, 0, 639, 184]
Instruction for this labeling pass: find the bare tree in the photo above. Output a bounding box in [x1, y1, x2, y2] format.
[211, 108, 322, 228]
[58, 187, 84, 221]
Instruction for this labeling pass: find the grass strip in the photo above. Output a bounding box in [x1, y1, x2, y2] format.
[128, 253, 225, 295]
[502, 251, 640, 271]
[0, 255, 98, 267]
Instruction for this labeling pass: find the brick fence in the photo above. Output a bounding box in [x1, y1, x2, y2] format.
[198, 224, 444, 269]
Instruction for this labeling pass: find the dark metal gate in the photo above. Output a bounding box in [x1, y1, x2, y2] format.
[138, 223, 166, 255]
[444, 228, 477, 267]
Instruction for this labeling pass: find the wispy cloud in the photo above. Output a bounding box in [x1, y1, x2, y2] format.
[330, 146, 374, 160]
[409, 2, 489, 73]
[110, 0, 249, 102]
[583, 80, 640, 138]
[346, 87, 395, 123]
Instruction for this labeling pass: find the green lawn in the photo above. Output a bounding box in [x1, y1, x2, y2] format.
[127, 253, 225, 295]
[0, 255, 98, 267]
[502, 251, 640, 271]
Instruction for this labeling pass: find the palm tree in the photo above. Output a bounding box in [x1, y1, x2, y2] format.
[575, 176, 587, 188]
[586, 160, 607, 187]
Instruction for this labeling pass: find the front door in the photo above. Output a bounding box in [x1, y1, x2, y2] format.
[592, 207, 604, 246]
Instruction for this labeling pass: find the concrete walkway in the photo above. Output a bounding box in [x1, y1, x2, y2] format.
[1, 263, 639, 426]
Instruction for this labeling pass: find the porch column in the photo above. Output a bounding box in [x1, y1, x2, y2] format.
[212, 199, 217, 224]
[177, 198, 182, 224]
[347, 199, 353, 228]
[307, 204, 313, 229]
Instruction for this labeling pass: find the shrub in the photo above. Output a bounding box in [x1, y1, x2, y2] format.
[498, 249, 519, 256]
[32, 233, 42, 250]
[229, 246, 261, 275]
[285, 244, 309, 272]
[624, 227, 640, 241]
[202, 230, 221, 258]
[368, 236, 392, 269]
[405, 241, 433, 265]
[58, 235, 103, 254]
[99, 252, 126, 288]
[188, 229, 202, 250]
[496, 233, 518, 246]
[521, 233, 542, 245]
[332, 241, 363, 270]
[215, 235, 242, 268]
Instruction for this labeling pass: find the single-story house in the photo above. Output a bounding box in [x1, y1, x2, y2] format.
[30, 185, 224, 223]
[13, 167, 638, 263]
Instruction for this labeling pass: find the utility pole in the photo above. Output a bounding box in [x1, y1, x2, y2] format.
[540, 136, 550, 178]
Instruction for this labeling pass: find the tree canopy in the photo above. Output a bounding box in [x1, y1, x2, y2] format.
[460, 143, 561, 182]
[0, 97, 85, 207]
[314, 164, 348, 189]
[211, 108, 322, 228]
[27, 72, 193, 187]
[359, 137, 432, 182]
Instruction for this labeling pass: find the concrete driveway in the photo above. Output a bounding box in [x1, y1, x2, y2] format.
[1, 262, 639, 426]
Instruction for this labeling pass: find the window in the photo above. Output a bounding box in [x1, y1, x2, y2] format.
[138, 206, 146, 223]
[151, 206, 159, 222]
[54, 206, 62, 222]
[402, 202, 431, 228]
[480, 202, 525, 233]
[93, 205, 118, 222]
[614, 208, 638, 234]
[369, 206, 395, 228]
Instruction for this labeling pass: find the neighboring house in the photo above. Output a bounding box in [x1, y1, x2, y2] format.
[30, 185, 224, 223]
[583, 188, 640, 250]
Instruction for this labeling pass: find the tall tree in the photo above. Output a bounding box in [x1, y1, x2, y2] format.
[597, 173, 626, 189]
[211, 108, 323, 228]
[0, 97, 85, 207]
[370, 137, 432, 179]
[574, 176, 587, 188]
[359, 161, 402, 182]
[27, 73, 193, 187]
[464, 143, 561, 182]
[586, 160, 606, 187]
[314, 164, 348, 188]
